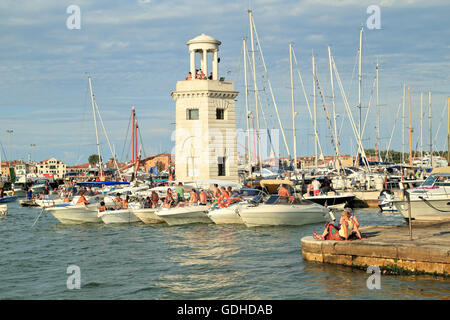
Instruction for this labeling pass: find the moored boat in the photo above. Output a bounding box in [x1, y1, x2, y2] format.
[45, 204, 101, 224]
[155, 205, 211, 226]
[97, 209, 141, 224]
[132, 207, 165, 224]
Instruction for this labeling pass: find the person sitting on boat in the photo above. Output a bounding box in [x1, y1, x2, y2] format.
[185, 72, 192, 80]
[151, 191, 159, 208]
[0, 188, 4, 198]
[63, 195, 71, 203]
[42, 186, 50, 199]
[199, 189, 208, 206]
[213, 184, 221, 200]
[321, 177, 333, 195]
[189, 189, 199, 205]
[144, 196, 152, 208]
[113, 193, 122, 209]
[98, 201, 106, 212]
[164, 189, 175, 208]
[278, 184, 290, 199]
[76, 192, 90, 206]
[218, 187, 231, 208]
[121, 196, 129, 210]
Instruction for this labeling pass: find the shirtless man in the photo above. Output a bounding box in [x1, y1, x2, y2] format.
[199, 189, 208, 205]
[76, 192, 90, 206]
[189, 189, 199, 205]
[213, 184, 221, 200]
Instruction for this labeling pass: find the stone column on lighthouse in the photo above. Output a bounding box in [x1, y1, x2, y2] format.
[171, 34, 239, 183]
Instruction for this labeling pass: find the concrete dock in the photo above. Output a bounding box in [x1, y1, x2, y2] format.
[301, 221, 450, 276]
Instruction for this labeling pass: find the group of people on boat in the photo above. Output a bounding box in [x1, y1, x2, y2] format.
[306, 177, 334, 197]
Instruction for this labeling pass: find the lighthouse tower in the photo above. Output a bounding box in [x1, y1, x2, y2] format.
[171, 34, 239, 183]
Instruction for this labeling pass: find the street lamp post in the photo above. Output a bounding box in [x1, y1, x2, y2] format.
[6, 130, 13, 161]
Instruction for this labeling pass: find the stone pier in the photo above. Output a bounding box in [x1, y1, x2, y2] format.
[301, 221, 450, 276]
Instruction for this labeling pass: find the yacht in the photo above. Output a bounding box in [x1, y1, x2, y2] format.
[392, 167, 450, 220]
[97, 207, 141, 224]
[132, 207, 165, 224]
[237, 195, 329, 227]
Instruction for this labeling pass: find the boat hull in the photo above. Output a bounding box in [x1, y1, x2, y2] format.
[46, 205, 101, 224]
[238, 203, 328, 227]
[98, 210, 141, 224]
[207, 204, 245, 224]
[0, 196, 17, 203]
[132, 208, 165, 224]
[303, 193, 355, 209]
[155, 206, 211, 226]
[393, 198, 450, 220]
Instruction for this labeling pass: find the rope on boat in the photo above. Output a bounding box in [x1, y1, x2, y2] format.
[31, 208, 45, 228]
[418, 196, 450, 213]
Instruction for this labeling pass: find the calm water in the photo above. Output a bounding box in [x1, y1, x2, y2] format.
[1, 200, 449, 300]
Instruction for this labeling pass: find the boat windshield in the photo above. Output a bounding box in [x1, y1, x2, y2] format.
[434, 175, 450, 186]
[421, 174, 437, 187]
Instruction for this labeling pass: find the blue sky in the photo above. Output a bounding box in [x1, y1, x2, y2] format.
[0, 0, 449, 165]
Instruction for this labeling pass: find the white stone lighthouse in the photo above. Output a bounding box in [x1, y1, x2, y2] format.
[171, 34, 239, 183]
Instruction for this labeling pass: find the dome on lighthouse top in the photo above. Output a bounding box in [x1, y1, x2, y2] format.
[186, 33, 221, 46]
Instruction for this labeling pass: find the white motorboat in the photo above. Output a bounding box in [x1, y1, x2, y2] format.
[97, 208, 141, 224]
[207, 189, 265, 225]
[237, 195, 329, 227]
[303, 192, 355, 210]
[392, 167, 450, 220]
[45, 203, 102, 224]
[155, 205, 211, 226]
[132, 207, 165, 224]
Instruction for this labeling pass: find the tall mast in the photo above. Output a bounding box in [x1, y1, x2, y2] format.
[313, 53, 318, 167]
[132, 107, 136, 165]
[248, 10, 263, 175]
[88, 75, 103, 178]
[328, 46, 340, 168]
[402, 84, 405, 164]
[243, 38, 252, 169]
[429, 91, 432, 167]
[420, 92, 423, 160]
[376, 62, 382, 162]
[448, 97, 450, 163]
[289, 43, 297, 171]
[358, 27, 363, 157]
[408, 87, 412, 167]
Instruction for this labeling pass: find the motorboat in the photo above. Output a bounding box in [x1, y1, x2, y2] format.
[392, 167, 450, 220]
[45, 203, 102, 224]
[155, 205, 211, 226]
[303, 192, 355, 210]
[377, 189, 397, 212]
[131, 207, 165, 224]
[237, 195, 329, 227]
[97, 207, 141, 224]
[0, 196, 17, 203]
[19, 199, 39, 207]
[207, 188, 265, 225]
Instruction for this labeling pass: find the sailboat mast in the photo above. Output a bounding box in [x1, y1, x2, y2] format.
[376, 62, 382, 162]
[447, 97, 450, 163]
[358, 27, 363, 156]
[402, 84, 405, 164]
[420, 92, 423, 160]
[328, 46, 339, 166]
[88, 76, 103, 178]
[429, 91, 432, 167]
[243, 38, 252, 170]
[132, 107, 136, 165]
[248, 10, 263, 175]
[313, 53, 318, 167]
[408, 87, 412, 167]
[289, 43, 297, 171]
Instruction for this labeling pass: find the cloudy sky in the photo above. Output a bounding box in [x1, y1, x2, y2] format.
[0, 0, 449, 165]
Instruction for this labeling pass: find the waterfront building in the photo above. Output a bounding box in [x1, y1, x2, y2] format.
[171, 34, 239, 182]
[37, 158, 67, 179]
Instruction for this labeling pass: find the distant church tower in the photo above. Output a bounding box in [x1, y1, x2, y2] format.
[171, 34, 239, 183]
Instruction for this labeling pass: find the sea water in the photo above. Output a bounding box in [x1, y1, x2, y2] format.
[1, 201, 449, 300]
